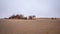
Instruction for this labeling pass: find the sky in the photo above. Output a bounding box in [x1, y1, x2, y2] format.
[0, 0, 60, 18]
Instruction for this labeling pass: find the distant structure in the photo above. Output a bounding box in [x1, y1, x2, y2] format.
[5, 14, 36, 20]
[28, 15, 36, 20]
[9, 14, 27, 20]
[51, 18, 57, 20]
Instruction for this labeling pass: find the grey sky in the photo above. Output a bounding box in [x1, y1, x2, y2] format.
[0, 0, 60, 18]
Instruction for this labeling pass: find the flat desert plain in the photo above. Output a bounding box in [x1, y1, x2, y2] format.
[0, 18, 60, 34]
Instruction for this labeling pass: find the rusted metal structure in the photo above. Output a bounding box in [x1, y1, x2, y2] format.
[28, 15, 36, 20]
[5, 14, 36, 20]
[8, 14, 27, 20]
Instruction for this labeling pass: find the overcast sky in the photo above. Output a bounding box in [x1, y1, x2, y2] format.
[0, 0, 60, 18]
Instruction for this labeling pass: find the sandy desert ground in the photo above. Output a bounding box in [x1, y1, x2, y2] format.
[0, 18, 60, 34]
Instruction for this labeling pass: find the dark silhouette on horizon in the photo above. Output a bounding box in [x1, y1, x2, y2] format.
[4, 14, 36, 20]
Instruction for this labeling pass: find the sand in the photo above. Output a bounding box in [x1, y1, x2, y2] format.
[0, 18, 60, 34]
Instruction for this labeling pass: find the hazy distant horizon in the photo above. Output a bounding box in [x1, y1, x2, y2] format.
[0, 0, 60, 18]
